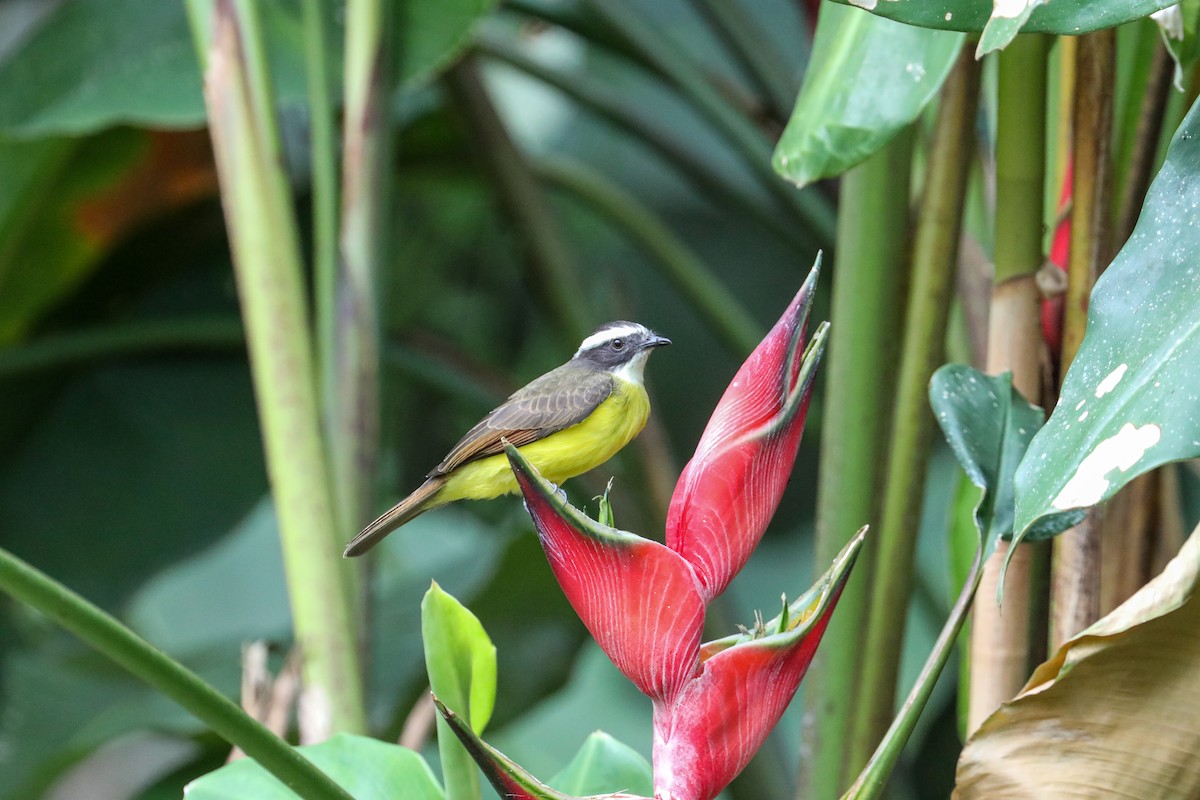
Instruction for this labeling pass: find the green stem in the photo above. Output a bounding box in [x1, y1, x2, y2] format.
[968, 32, 1050, 735]
[302, 0, 340, 404]
[689, 0, 797, 122]
[1052, 27, 1116, 647]
[0, 317, 245, 378]
[849, 46, 980, 770]
[0, 547, 354, 800]
[443, 56, 592, 345]
[582, 0, 837, 249]
[799, 131, 915, 799]
[843, 528, 987, 799]
[475, 35, 807, 251]
[535, 156, 762, 356]
[333, 0, 390, 534]
[189, 0, 365, 736]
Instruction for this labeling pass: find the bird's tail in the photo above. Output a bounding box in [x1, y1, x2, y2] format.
[343, 476, 446, 557]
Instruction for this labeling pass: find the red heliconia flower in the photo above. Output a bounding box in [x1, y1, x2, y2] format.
[666, 263, 823, 600]
[651, 534, 861, 800]
[436, 262, 868, 800]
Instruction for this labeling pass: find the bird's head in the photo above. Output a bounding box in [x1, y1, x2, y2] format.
[572, 321, 671, 382]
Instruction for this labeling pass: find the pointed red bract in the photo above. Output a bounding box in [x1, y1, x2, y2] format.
[666, 268, 825, 600]
[509, 446, 705, 703]
[651, 530, 861, 800]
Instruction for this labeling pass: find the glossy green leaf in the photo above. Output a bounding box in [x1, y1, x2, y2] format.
[422, 583, 497, 800]
[772, 4, 963, 189]
[1012, 96, 1200, 544]
[828, 0, 1177, 36]
[931, 366, 1048, 547]
[548, 731, 652, 796]
[184, 734, 444, 800]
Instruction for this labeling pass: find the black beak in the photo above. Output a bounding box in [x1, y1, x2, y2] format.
[644, 333, 671, 349]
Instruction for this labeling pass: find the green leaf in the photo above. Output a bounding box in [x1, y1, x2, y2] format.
[0, 0, 499, 138]
[422, 583, 498, 800]
[827, 0, 1178, 36]
[184, 734, 445, 800]
[772, 4, 963, 189]
[930, 366, 1048, 547]
[548, 732, 652, 797]
[1012, 95, 1200, 544]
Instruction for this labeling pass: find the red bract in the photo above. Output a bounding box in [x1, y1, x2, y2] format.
[510, 452, 705, 703]
[651, 537, 860, 800]
[666, 264, 822, 600]
[438, 264, 867, 800]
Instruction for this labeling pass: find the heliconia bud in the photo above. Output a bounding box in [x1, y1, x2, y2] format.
[507, 444, 705, 703]
[666, 262, 827, 601]
[651, 528, 866, 800]
[433, 696, 653, 800]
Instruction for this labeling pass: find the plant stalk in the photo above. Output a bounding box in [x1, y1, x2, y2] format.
[189, 0, 365, 737]
[1051, 27, 1116, 648]
[968, 33, 1051, 734]
[302, 0, 340, 402]
[333, 0, 391, 536]
[0, 547, 354, 800]
[849, 46, 980, 768]
[798, 130, 915, 799]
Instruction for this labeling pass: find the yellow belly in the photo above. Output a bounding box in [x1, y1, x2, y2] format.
[437, 380, 651, 503]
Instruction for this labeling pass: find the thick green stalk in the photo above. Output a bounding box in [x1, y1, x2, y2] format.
[0, 547, 353, 800]
[443, 56, 591, 345]
[798, 130, 914, 800]
[689, 0, 797, 122]
[189, 0, 365, 737]
[849, 47, 980, 768]
[969, 33, 1050, 734]
[302, 0, 340, 403]
[582, 0, 837, 249]
[333, 0, 391, 534]
[474, 35, 807, 251]
[534, 156, 762, 356]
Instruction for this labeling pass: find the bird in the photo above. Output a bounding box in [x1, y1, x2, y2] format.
[343, 321, 671, 557]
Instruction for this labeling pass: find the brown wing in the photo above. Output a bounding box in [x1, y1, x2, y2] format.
[430, 365, 613, 477]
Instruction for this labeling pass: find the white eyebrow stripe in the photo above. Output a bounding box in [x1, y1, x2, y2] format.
[574, 324, 645, 356]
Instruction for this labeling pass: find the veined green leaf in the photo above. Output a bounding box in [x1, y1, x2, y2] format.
[772, 4, 962, 189]
[1012, 95, 1200, 544]
[422, 582, 497, 800]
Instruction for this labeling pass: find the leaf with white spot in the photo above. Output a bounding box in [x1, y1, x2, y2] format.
[825, 0, 1181, 36]
[1011, 95, 1200, 544]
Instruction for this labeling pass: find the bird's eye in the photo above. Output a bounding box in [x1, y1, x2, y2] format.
[611, 338, 625, 351]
